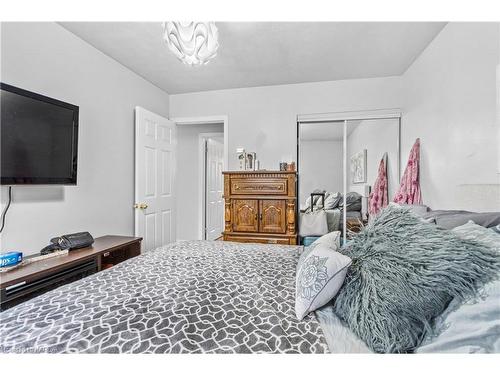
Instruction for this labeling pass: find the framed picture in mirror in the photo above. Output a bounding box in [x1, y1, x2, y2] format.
[351, 149, 367, 184]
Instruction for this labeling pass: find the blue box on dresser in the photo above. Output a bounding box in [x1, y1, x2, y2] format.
[0, 251, 23, 268]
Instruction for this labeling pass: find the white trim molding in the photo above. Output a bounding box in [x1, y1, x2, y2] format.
[171, 115, 229, 169]
[297, 108, 402, 123]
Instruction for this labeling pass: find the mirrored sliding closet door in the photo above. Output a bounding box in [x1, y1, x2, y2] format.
[298, 111, 400, 245]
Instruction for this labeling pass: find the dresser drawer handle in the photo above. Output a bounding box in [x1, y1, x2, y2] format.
[268, 239, 278, 244]
[103, 252, 110, 257]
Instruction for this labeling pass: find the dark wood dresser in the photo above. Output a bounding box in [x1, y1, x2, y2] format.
[222, 171, 298, 245]
[0, 235, 142, 311]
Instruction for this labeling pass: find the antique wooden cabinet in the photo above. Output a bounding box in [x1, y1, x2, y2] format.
[222, 171, 298, 245]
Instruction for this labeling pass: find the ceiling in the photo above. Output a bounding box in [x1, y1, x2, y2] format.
[60, 22, 446, 94]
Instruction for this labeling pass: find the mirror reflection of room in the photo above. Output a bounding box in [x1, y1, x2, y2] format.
[299, 121, 345, 241]
[347, 118, 400, 223]
[298, 116, 400, 243]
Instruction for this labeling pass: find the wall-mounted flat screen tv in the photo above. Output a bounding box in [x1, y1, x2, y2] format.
[1, 83, 79, 185]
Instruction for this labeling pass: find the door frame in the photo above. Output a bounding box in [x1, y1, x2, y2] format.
[199, 132, 224, 240]
[171, 115, 228, 240]
[171, 115, 228, 167]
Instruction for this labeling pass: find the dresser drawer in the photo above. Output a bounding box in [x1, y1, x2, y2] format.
[223, 234, 292, 245]
[230, 178, 288, 195]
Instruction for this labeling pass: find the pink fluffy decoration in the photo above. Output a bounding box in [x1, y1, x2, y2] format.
[368, 154, 389, 216]
[393, 138, 422, 205]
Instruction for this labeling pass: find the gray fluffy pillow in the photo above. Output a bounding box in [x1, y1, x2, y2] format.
[332, 204, 500, 353]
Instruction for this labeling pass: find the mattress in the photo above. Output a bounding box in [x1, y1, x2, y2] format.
[0, 240, 329, 354]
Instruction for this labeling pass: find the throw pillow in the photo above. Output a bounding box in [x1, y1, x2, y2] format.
[295, 243, 351, 320]
[313, 231, 341, 251]
[332, 205, 500, 353]
[324, 192, 342, 210]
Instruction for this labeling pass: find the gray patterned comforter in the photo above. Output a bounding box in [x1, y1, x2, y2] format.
[0, 241, 328, 353]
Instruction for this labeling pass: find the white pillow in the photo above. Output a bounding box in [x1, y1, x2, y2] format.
[314, 231, 341, 251]
[295, 242, 351, 320]
[324, 192, 342, 210]
[417, 221, 500, 353]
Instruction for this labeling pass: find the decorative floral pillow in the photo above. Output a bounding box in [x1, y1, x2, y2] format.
[295, 243, 351, 320]
[314, 231, 341, 251]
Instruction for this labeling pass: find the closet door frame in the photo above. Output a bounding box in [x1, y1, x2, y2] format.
[296, 108, 402, 245]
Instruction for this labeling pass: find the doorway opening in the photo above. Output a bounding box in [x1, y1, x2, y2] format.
[173, 116, 227, 241]
[200, 133, 224, 240]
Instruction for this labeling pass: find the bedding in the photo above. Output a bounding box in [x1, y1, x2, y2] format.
[332, 204, 500, 353]
[324, 192, 342, 210]
[417, 221, 500, 353]
[315, 305, 371, 353]
[338, 192, 362, 212]
[422, 210, 500, 229]
[0, 241, 329, 354]
[325, 209, 341, 232]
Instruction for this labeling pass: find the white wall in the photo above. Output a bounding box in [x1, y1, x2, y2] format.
[299, 140, 343, 206]
[170, 77, 402, 171]
[176, 123, 224, 240]
[0, 22, 170, 255]
[401, 22, 500, 211]
[170, 22, 500, 213]
[3, 22, 494, 256]
[347, 119, 400, 200]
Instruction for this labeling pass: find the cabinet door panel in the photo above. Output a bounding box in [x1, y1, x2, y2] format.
[232, 199, 258, 232]
[259, 200, 286, 234]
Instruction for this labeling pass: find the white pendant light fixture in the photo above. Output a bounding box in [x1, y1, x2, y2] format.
[162, 22, 219, 66]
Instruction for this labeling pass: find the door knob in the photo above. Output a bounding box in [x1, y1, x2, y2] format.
[134, 203, 148, 209]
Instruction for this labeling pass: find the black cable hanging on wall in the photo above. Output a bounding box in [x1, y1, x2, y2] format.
[0, 186, 13, 233]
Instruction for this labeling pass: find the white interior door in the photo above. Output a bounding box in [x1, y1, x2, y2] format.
[205, 137, 224, 240]
[135, 107, 176, 251]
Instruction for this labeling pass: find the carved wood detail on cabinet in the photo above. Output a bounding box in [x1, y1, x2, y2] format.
[259, 200, 286, 234]
[224, 200, 232, 232]
[286, 200, 296, 235]
[232, 199, 259, 232]
[222, 171, 297, 245]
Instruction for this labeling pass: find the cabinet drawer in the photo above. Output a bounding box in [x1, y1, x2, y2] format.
[230, 178, 287, 195]
[223, 235, 291, 245]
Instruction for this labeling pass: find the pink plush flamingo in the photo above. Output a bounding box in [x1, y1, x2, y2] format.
[368, 153, 388, 216]
[393, 138, 422, 205]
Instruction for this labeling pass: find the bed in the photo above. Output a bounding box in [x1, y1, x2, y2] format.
[0, 241, 329, 354]
[2, 216, 498, 354]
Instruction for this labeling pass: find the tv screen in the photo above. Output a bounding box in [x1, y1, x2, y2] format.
[1, 83, 79, 185]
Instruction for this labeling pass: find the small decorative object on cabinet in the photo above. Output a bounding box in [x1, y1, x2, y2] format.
[222, 171, 298, 245]
[236, 148, 246, 170]
[246, 152, 257, 170]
